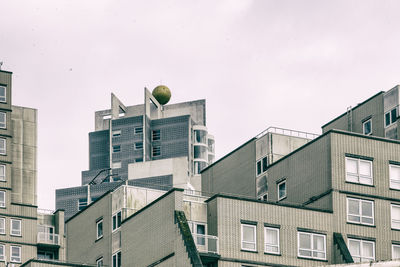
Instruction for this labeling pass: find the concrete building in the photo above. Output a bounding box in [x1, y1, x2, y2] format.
[0, 70, 66, 265]
[56, 89, 215, 220]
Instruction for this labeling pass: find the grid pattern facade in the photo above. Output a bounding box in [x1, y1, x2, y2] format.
[127, 175, 173, 191]
[89, 130, 109, 170]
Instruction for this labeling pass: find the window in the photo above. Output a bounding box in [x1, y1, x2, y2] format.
[0, 165, 5, 181]
[134, 127, 143, 134]
[135, 142, 143, 150]
[0, 138, 6, 155]
[241, 223, 256, 251]
[188, 222, 206, 246]
[152, 146, 161, 157]
[112, 130, 121, 137]
[112, 251, 121, 267]
[264, 227, 279, 254]
[298, 232, 326, 260]
[135, 158, 143, 162]
[112, 210, 122, 231]
[393, 244, 400, 259]
[78, 198, 87, 211]
[0, 191, 5, 208]
[256, 156, 268, 176]
[345, 157, 373, 185]
[152, 129, 161, 141]
[37, 251, 54, 259]
[385, 107, 398, 127]
[97, 257, 104, 267]
[103, 114, 112, 120]
[363, 119, 372, 135]
[0, 244, 4, 261]
[390, 165, 400, 190]
[0, 113, 6, 129]
[391, 204, 400, 229]
[112, 145, 121, 153]
[11, 219, 21, 236]
[111, 162, 121, 169]
[348, 239, 375, 262]
[0, 218, 4, 234]
[347, 198, 374, 225]
[10, 246, 21, 263]
[0, 86, 6, 103]
[258, 193, 268, 201]
[277, 180, 286, 201]
[96, 219, 103, 239]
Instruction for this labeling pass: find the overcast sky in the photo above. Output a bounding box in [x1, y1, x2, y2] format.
[2, 0, 400, 210]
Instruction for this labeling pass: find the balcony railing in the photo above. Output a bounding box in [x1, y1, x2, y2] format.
[37, 232, 60, 245]
[256, 126, 319, 140]
[192, 234, 219, 254]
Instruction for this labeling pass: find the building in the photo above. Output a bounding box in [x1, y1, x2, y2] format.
[56, 88, 215, 220]
[0, 70, 67, 265]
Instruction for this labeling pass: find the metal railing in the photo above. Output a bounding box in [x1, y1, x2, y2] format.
[192, 234, 219, 254]
[256, 126, 319, 140]
[37, 209, 55, 215]
[37, 232, 60, 245]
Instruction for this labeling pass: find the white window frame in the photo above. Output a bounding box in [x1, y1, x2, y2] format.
[264, 227, 279, 254]
[112, 130, 121, 137]
[10, 245, 21, 263]
[391, 204, 400, 230]
[348, 238, 375, 262]
[347, 197, 374, 225]
[393, 244, 400, 260]
[0, 244, 4, 261]
[385, 107, 398, 128]
[258, 193, 268, 201]
[241, 223, 257, 251]
[297, 231, 326, 260]
[390, 164, 400, 190]
[0, 86, 6, 103]
[78, 198, 87, 211]
[0, 113, 6, 129]
[96, 219, 103, 240]
[10, 219, 21, 236]
[277, 180, 286, 201]
[0, 217, 5, 234]
[345, 157, 373, 185]
[0, 165, 5, 181]
[188, 221, 206, 246]
[112, 210, 122, 232]
[112, 251, 121, 267]
[362, 119, 372, 135]
[96, 257, 104, 267]
[0, 138, 6, 155]
[0, 191, 5, 208]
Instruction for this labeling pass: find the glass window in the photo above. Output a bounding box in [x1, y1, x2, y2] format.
[97, 219, 103, 239]
[256, 156, 268, 176]
[0, 191, 5, 207]
[37, 250, 54, 259]
[112, 210, 122, 231]
[134, 127, 143, 134]
[10, 246, 21, 263]
[78, 198, 87, 211]
[189, 223, 206, 246]
[393, 244, 400, 259]
[264, 227, 279, 254]
[278, 180, 286, 200]
[112, 251, 121, 267]
[362, 119, 371, 135]
[111, 162, 121, 169]
[112, 145, 121, 153]
[257, 161, 262, 176]
[135, 158, 143, 162]
[348, 239, 375, 262]
[347, 198, 374, 225]
[0, 113, 6, 129]
[11, 219, 21, 236]
[241, 224, 256, 251]
[0, 218, 4, 234]
[0, 165, 5, 181]
[152, 146, 161, 157]
[298, 232, 326, 260]
[390, 165, 400, 190]
[112, 130, 121, 137]
[391, 204, 400, 229]
[152, 129, 161, 141]
[345, 157, 373, 185]
[385, 108, 398, 127]
[135, 142, 143, 150]
[0, 244, 4, 261]
[97, 257, 104, 267]
[0, 138, 6, 155]
[0, 86, 6, 102]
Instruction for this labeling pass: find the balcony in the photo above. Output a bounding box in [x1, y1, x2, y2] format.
[37, 232, 60, 246]
[192, 234, 219, 254]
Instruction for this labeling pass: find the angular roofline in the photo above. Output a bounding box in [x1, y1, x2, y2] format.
[0, 70, 12, 74]
[321, 91, 385, 129]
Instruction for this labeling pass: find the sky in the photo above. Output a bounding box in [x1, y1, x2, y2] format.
[1, 0, 400, 210]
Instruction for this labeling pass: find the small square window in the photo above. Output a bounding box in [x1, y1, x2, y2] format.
[0, 86, 6, 103]
[152, 130, 161, 141]
[391, 204, 400, 230]
[385, 108, 398, 127]
[256, 156, 268, 176]
[0, 218, 5, 234]
[152, 146, 161, 157]
[345, 157, 373, 185]
[347, 198, 374, 225]
[112, 210, 122, 231]
[135, 142, 143, 150]
[0, 139, 6, 155]
[258, 193, 268, 201]
[96, 219, 103, 239]
[390, 165, 400, 190]
[277, 180, 286, 201]
[0, 165, 5, 181]
[264, 227, 279, 254]
[11, 219, 21, 236]
[298, 232, 326, 260]
[241, 223, 256, 251]
[362, 119, 371, 135]
[134, 127, 143, 134]
[10, 246, 21, 263]
[0, 113, 6, 129]
[78, 198, 87, 211]
[0, 191, 5, 208]
[392, 244, 400, 259]
[112, 145, 121, 153]
[348, 238, 375, 262]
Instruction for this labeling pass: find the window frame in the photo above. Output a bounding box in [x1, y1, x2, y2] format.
[112, 145, 121, 153]
[347, 197, 374, 226]
[112, 251, 121, 267]
[297, 231, 326, 260]
[0, 217, 5, 234]
[264, 227, 280, 254]
[112, 210, 122, 232]
[134, 127, 143, 134]
[391, 204, 400, 230]
[0, 244, 4, 261]
[152, 129, 161, 141]
[0, 191, 5, 208]
[277, 180, 286, 201]
[256, 156, 268, 176]
[345, 157, 373, 185]
[96, 219, 103, 240]
[0, 138, 6, 155]
[112, 130, 121, 137]
[96, 257, 104, 267]
[362, 119, 372, 135]
[78, 198, 87, 211]
[10, 245, 21, 263]
[10, 219, 22, 236]
[0, 165, 5, 181]
[0, 113, 6, 129]
[390, 164, 400, 190]
[241, 223, 257, 252]
[134, 142, 143, 150]
[348, 238, 375, 262]
[0, 86, 6, 103]
[152, 145, 161, 157]
[385, 107, 398, 128]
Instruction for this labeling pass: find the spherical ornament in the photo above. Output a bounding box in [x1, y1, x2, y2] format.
[152, 85, 171, 105]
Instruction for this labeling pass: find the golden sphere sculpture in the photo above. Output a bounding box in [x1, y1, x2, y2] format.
[152, 85, 171, 105]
